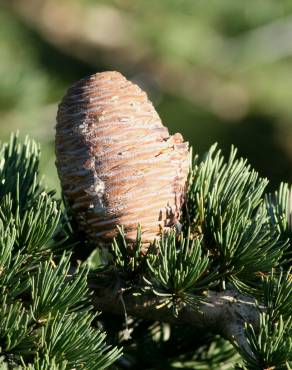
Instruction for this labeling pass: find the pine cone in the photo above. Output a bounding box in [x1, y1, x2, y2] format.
[55, 71, 189, 247]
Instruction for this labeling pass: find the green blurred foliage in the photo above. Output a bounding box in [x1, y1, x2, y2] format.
[0, 0, 292, 192]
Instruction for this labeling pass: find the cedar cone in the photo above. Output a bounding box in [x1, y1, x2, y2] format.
[55, 71, 189, 247]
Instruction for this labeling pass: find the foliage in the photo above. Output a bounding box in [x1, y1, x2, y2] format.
[108, 144, 291, 369]
[261, 268, 292, 322]
[30, 254, 89, 319]
[236, 269, 292, 370]
[0, 135, 121, 369]
[266, 183, 292, 237]
[187, 145, 288, 293]
[0, 133, 291, 369]
[111, 225, 148, 276]
[144, 231, 217, 312]
[266, 182, 292, 264]
[237, 313, 291, 370]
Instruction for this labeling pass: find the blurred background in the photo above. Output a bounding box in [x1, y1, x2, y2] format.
[0, 0, 292, 192]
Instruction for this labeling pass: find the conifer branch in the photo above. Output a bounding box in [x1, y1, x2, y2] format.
[91, 283, 258, 356]
[1, 133, 290, 368]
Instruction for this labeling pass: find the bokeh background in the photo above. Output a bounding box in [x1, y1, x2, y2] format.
[1, 0, 292, 192]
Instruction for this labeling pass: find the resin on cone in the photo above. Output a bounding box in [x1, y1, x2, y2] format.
[56, 71, 189, 247]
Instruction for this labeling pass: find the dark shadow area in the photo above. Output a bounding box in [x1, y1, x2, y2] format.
[226, 113, 292, 190]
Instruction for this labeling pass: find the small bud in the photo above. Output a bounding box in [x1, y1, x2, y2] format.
[55, 71, 189, 248]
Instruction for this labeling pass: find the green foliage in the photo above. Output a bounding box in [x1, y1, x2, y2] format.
[0, 134, 64, 300]
[238, 313, 291, 370]
[0, 295, 31, 353]
[262, 268, 292, 322]
[111, 225, 149, 276]
[266, 182, 292, 264]
[23, 357, 68, 370]
[145, 231, 216, 306]
[111, 227, 217, 313]
[109, 143, 292, 369]
[237, 268, 292, 370]
[0, 132, 291, 370]
[187, 144, 287, 293]
[0, 133, 62, 255]
[266, 182, 292, 237]
[0, 216, 29, 299]
[0, 134, 40, 208]
[0, 251, 122, 368]
[40, 311, 121, 370]
[0, 135, 121, 369]
[30, 254, 89, 320]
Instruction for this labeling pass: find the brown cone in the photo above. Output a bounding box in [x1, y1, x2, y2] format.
[55, 71, 189, 247]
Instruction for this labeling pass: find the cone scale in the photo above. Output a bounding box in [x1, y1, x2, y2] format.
[56, 71, 189, 247]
